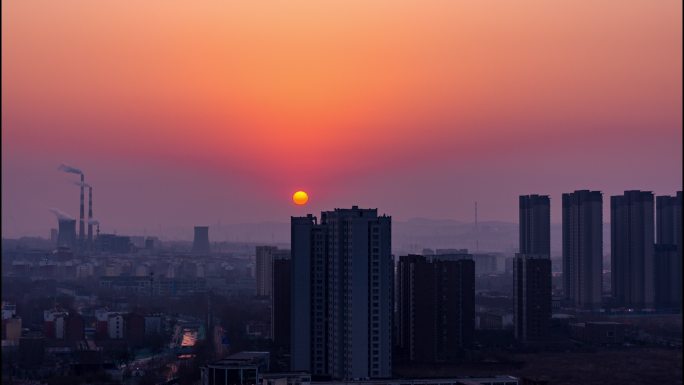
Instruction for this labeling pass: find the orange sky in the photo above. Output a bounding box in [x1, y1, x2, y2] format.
[2, 1, 682, 237]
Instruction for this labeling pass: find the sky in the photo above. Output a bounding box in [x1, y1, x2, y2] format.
[2, 1, 682, 239]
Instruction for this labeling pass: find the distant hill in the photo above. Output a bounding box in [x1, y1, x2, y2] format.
[195, 218, 610, 257]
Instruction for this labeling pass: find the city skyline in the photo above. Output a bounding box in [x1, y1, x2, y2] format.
[2, 1, 682, 238]
[2, 1, 682, 384]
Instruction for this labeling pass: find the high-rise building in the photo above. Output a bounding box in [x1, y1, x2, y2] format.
[654, 244, 680, 310]
[562, 190, 603, 310]
[514, 195, 551, 342]
[654, 192, 682, 310]
[656, 191, 683, 246]
[256, 246, 289, 297]
[193, 226, 210, 255]
[256, 246, 276, 297]
[611, 191, 654, 309]
[519, 195, 551, 256]
[396, 253, 474, 363]
[513, 256, 551, 342]
[271, 251, 291, 349]
[291, 207, 392, 379]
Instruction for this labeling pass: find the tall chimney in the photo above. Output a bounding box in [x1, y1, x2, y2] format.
[87, 186, 93, 249]
[79, 174, 85, 249]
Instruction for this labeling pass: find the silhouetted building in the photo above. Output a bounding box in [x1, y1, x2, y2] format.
[50, 228, 59, 245]
[478, 310, 514, 330]
[514, 256, 551, 342]
[519, 195, 550, 256]
[656, 191, 683, 246]
[473, 253, 499, 275]
[291, 207, 392, 379]
[654, 244, 680, 309]
[65, 312, 85, 341]
[654, 192, 682, 310]
[125, 313, 146, 345]
[193, 226, 211, 254]
[515, 195, 551, 342]
[611, 191, 654, 309]
[144, 315, 163, 336]
[271, 252, 291, 349]
[19, 333, 45, 367]
[256, 246, 289, 297]
[396, 253, 474, 363]
[58, 218, 77, 250]
[562, 190, 603, 310]
[145, 237, 155, 250]
[201, 352, 270, 385]
[569, 322, 625, 345]
[95, 234, 132, 254]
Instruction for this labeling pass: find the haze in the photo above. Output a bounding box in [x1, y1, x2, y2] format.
[2, 1, 682, 238]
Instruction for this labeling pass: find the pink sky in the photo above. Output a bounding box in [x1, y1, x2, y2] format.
[2, 1, 682, 238]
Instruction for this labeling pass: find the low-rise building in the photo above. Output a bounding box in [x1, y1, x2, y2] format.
[569, 322, 625, 345]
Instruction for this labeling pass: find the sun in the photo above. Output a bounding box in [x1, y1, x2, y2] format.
[293, 190, 309, 205]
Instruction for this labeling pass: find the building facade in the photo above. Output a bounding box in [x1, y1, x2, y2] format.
[256, 246, 277, 297]
[514, 195, 551, 342]
[611, 191, 654, 309]
[291, 207, 393, 379]
[654, 192, 682, 310]
[271, 251, 291, 349]
[256, 246, 290, 298]
[562, 190, 603, 310]
[396, 253, 475, 363]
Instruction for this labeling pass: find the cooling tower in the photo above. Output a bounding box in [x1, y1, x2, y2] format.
[58, 219, 77, 250]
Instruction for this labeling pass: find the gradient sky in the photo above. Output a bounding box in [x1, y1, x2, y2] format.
[2, 1, 682, 238]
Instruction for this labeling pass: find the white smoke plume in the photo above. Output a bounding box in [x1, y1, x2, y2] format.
[58, 163, 83, 175]
[88, 219, 100, 225]
[50, 208, 74, 221]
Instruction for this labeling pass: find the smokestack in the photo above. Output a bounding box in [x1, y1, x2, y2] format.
[79, 174, 85, 248]
[88, 186, 93, 248]
[59, 164, 85, 250]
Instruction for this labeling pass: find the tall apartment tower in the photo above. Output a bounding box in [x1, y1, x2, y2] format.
[192, 226, 210, 255]
[271, 250, 291, 349]
[562, 190, 603, 310]
[656, 191, 683, 246]
[396, 253, 474, 363]
[654, 191, 682, 310]
[611, 191, 654, 309]
[256, 246, 277, 297]
[514, 195, 551, 342]
[291, 207, 393, 380]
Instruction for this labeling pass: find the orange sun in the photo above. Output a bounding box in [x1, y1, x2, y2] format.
[293, 190, 309, 205]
